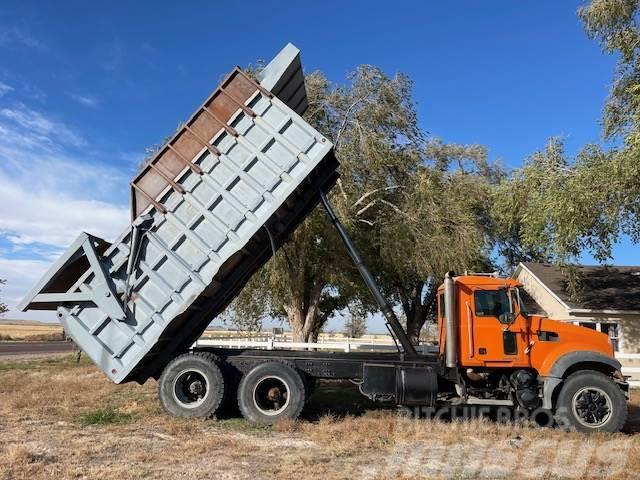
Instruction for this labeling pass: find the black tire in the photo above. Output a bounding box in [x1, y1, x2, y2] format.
[218, 362, 241, 418]
[237, 362, 306, 424]
[554, 370, 627, 433]
[303, 374, 317, 399]
[158, 351, 225, 418]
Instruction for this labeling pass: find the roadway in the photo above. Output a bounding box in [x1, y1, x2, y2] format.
[0, 341, 76, 356]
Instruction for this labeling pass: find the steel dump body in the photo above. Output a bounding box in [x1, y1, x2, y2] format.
[20, 46, 338, 384]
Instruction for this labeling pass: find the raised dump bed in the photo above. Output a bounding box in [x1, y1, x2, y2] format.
[19, 44, 338, 384]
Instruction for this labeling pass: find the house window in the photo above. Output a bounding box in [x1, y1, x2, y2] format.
[601, 322, 620, 352]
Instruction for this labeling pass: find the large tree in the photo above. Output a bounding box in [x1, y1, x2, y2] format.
[358, 140, 499, 342]
[228, 67, 498, 343]
[228, 66, 423, 342]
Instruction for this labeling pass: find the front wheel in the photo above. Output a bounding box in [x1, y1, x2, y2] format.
[554, 370, 627, 433]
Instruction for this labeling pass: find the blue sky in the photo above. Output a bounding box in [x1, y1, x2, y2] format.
[0, 1, 635, 329]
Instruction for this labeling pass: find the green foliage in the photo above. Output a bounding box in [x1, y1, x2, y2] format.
[491, 2, 640, 276]
[227, 65, 500, 342]
[77, 407, 133, 426]
[579, 0, 640, 248]
[228, 65, 431, 341]
[579, 0, 640, 142]
[493, 137, 640, 263]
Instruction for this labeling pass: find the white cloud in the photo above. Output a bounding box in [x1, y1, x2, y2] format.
[0, 103, 87, 148]
[0, 81, 13, 97]
[0, 257, 56, 321]
[69, 93, 98, 108]
[0, 102, 132, 318]
[0, 172, 128, 247]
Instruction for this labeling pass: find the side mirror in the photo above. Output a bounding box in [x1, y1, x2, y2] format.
[499, 312, 516, 325]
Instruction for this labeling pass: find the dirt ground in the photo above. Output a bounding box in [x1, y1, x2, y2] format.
[0, 355, 639, 480]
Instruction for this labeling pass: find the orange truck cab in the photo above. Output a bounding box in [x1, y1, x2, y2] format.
[436, 272, 629, 432]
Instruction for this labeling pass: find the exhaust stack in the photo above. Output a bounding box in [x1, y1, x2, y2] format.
[444, 271, 457, 368]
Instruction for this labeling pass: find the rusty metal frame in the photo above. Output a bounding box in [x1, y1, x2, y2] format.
[130, 67, 273, 220]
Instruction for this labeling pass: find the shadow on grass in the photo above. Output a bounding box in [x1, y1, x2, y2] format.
[301, 380, 386, 421]
[623, 401, 640, 434]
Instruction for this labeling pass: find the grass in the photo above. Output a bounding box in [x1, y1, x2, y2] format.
[77, 407, 134, 426]
[0, 353, 91, 372]
[0, 354, 639, 479]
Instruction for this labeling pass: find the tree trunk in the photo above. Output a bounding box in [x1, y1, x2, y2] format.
[284, 280, 325, 343]
[405, 304, 426, 345]
[400, 281, 437, 345]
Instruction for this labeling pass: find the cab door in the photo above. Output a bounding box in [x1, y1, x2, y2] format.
[470, 287, 531, 367]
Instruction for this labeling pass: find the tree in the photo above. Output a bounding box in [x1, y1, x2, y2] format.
[579, 0, 640, 247]
[491, 2, 640, 272]
[360, 140, 499, 343]
[0, 279, 8, 316]
[344, 308, 367, 338]
[229, 66, 500, 344]
[579, 0, 640, 144]
[229, 66, 427, 342]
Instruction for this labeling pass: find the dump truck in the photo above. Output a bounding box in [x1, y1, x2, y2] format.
[20, 44, 629, 433]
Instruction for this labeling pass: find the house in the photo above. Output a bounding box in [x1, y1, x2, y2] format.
[513, 262, 640, 385]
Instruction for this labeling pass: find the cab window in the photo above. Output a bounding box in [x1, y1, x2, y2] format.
[474, 289, 511, 318]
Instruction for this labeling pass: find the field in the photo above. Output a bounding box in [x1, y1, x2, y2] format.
[0, 355, 639, 480]
[0, 321, 63, 341]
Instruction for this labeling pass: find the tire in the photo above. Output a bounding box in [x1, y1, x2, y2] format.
[237, 362, 306, 424]
[303, 374, 317, 399]
[218, 362, 241, 418]
[554, 370, 627, 433]
[158, 351, 225, 418]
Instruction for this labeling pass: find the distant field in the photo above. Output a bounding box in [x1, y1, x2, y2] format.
[0, 322, 62, 341]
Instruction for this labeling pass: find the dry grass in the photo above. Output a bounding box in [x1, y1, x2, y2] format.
[0, 323, 63, 341]
[0, 355, 639, 479]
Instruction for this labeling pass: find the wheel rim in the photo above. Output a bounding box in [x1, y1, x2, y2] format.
[571, 386, 613, 428]
[252, 375, 291, 416]
[172, 368, 209, 409]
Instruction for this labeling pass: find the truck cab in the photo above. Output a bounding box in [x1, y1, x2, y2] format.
[436, 273, 629, 432]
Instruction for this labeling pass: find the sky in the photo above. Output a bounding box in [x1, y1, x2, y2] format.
[0, 1, 635, 331]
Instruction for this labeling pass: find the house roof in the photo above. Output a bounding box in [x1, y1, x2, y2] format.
[520, 262, 640, 313]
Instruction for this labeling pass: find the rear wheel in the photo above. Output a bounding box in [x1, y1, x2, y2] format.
[554, 370, 627, 433]
[237, 362, 305, 424]
[158, 352, 225, 418]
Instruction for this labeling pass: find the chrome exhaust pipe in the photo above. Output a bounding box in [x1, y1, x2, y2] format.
[444, 271, 457, 368]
